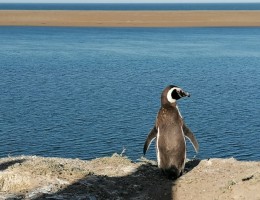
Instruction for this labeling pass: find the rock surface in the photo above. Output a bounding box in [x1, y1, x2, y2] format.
[0, 154, 259, 199]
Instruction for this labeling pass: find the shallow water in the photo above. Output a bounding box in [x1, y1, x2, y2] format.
[0, 27, 259, 161]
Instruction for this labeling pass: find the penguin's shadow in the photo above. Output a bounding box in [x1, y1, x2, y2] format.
[184, 159, 201, 174]
[35, 159, 200, 200]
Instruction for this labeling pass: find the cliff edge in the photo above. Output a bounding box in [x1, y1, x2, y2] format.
[0, 154, 259, 199]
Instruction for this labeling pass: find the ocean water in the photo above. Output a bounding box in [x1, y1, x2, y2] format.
[0, 27, 259, 161]
[1, 3, 260, 10]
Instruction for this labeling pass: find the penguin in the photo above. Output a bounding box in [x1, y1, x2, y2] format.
[143, 85, 199, 180]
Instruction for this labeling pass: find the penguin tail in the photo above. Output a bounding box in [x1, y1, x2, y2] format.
[162, 166, 182, 180]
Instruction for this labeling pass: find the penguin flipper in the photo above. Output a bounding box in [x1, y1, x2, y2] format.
[183, 122, 199, 153]
[143, 126, 157, 155]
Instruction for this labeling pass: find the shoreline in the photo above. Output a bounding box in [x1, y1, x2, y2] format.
[0, 10, 260, 27]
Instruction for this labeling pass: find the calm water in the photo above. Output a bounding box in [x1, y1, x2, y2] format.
[1, 3, 260, 10]
[0, 27, 259, 161]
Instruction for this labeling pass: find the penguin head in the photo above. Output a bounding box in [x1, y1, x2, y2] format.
[161, 85, 190, 106]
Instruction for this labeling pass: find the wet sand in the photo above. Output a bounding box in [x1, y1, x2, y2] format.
[0, 10, 260, 27]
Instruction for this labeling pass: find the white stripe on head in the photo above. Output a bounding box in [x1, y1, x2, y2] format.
[167, 88, 176, 103]
[167, 87, 182, 103]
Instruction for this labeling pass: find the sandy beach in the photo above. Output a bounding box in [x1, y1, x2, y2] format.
[0, 10, 260, 27]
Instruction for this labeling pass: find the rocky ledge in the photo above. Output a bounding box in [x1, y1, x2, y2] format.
[0, 154, 259, 200]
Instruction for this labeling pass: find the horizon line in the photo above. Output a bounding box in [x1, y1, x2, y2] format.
[0, 2, 260, 4]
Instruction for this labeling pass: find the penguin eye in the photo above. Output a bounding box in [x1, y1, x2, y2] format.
[171, 89, 180, 100]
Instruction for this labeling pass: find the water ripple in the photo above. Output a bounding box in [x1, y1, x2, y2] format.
[0, 27, 259, 161]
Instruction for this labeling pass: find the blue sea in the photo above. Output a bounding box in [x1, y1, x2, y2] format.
[1, 3, 260, 10]
[0, 27, 259, 161]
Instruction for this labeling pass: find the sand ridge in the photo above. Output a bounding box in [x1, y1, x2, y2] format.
[0, 10, 260, 27]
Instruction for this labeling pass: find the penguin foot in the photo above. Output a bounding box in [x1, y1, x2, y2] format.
[161, 167, 181, 180]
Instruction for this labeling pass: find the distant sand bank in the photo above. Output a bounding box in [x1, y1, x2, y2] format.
[0, 10, 260, 27]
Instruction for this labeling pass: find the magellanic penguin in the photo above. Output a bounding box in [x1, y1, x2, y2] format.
[143, 85, 199, 180]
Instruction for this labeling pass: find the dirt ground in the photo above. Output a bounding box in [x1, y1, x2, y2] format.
[0, 154, 259, 200]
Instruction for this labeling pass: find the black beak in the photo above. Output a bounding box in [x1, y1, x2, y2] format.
[180, 90, 190, 98]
